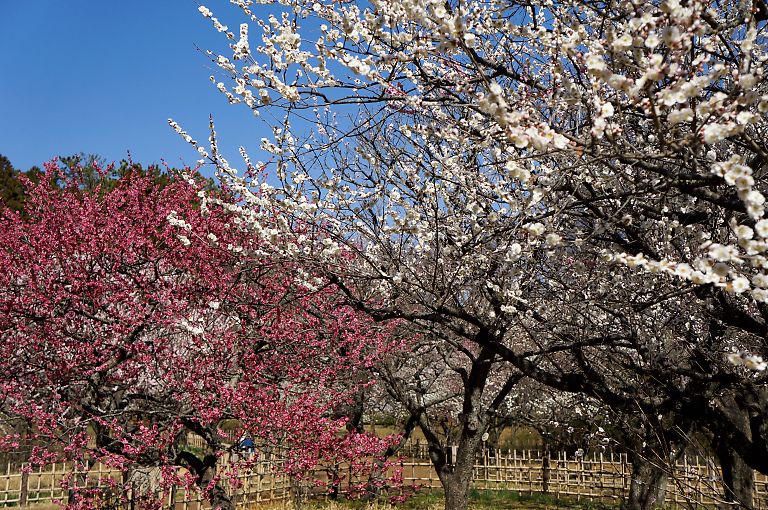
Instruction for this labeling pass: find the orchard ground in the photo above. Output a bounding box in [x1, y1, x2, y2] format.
[18, 491, 616, 510]
[264, 492, 617, 510]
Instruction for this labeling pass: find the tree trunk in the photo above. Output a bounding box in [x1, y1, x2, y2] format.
[542, 447, 551, 493]
[328, 463, 341, 500]
[402, 345, 499, 510]
[122, 468, 134, 510]
[443, 473, 472, 510]
[291, 476, 305, 510]
[438, 427, 484, 510]
[198, 459, 234, 510]
[436, 346, 498, 510]
[717, 442, 754, 509]
[712, 394, 755, 509]
[178, 450, 234, 510]
[623, 451, 668, 510]
[67, 459, 94, 508]
[202, 474, 234, 510]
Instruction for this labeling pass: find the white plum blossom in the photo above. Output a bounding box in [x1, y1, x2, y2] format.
[727, 351, 768, 371]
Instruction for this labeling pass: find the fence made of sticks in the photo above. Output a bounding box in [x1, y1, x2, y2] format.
[0, 455, 293, 509]
[2, 443, 768, 508]
[399, 445, 768, 508]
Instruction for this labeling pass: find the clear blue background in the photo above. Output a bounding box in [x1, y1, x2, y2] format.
[0, 1, 271, 175]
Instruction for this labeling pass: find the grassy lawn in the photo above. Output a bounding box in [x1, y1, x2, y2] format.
[11, 490, 619, 509]
[395, 490, 616, 510]
[260, 490, 618, 510]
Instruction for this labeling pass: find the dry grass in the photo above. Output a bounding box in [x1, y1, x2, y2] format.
[12, 491, 614, 510]
[254, 490, 616, 510]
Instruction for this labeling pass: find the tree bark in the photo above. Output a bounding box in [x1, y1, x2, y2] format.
[380, 339, 515, 510]
[434, 346, 496, 510]
[623, 451, 667, 510]
[443, 431, 484, 510]
[443, 473, 472, 510]
[717, 442, 754, 509]
[542, 447, 551, 493]
[428, 436, 475, 510]
[201, 467, 234, 510]
[66, 460, 94, 508]
[713, 395, 755, 509]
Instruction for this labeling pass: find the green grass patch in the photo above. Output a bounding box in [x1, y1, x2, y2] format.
[292, 489, 620, 510]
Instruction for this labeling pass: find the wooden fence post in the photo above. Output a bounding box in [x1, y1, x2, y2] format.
[19, 464, 28, 507]
[622, 453, 628, 493]
[169, 484, 177, 510]
[121, 469, 132, 510]
[542, 449, 550, 494]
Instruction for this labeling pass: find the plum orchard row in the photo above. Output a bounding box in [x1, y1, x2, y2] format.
[173, 0, 768, 508]
[6, 0, 768, 508]
[171, 0, 768, 510]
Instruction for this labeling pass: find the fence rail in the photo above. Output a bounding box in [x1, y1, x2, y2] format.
[2, 445, 768, 508]
[0, 455, 293, 510]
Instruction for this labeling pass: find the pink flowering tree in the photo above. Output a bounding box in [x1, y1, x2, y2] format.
[0, 162, 399, 510]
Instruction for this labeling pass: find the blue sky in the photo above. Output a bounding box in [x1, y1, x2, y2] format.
[0, 1, 271, 175]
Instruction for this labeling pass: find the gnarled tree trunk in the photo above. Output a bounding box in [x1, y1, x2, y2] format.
[713, 395, 755, 509]
[441, 432, 484, 510]
[443, 474, 472, 510]
[624, 450, 668, 510]
[717, 442, 754, 510]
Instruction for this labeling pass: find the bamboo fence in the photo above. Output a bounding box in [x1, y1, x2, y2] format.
[398, 448, 768, 507]
[0, 455, 293, 509]
[2, 443, 767, 508]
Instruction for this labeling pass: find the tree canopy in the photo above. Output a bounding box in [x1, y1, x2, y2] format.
[0, 163, 399, 509]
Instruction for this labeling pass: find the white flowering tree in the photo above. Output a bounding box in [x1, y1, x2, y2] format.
[176, 0, 768, 508]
